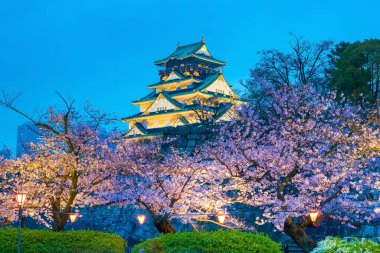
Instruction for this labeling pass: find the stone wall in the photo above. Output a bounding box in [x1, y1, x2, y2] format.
[161, 123, 214, 152]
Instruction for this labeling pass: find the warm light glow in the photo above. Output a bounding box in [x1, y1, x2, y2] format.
[216, 213, 226, 224]
[16, 192, 27, 207]
[69, 213, 77, 223]
[137, 214, 146, 225]
[309, 211, 319, 223]
[374, 207, 380, 214]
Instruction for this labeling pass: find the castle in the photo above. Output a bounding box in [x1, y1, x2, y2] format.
[122, 38, 243, 139]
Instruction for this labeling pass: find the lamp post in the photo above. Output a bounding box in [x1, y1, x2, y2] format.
[16, 192, 27, 253]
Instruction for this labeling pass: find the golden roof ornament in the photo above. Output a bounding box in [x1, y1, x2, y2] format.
[177, 41, 180, 48]
[218, 67, 223, 74]
[201, 36, 205, 44]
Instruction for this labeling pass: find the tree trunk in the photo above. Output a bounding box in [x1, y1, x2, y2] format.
[52, 212, 69, 232]
[51, 199, 70, 232]
[284, 216, 317, 253]
[153, 216, 176, 234]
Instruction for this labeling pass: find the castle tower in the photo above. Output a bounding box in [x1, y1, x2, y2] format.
[122, 38, 243, 139]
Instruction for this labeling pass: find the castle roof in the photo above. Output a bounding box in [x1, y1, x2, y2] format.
[122, 108, 194, 121]
[122, 102, 232, 122]
[133, 73, 234, 104]
[148, 76, 202, 89]
[154, 41, 226, 67]
[125, 122, 164, 139]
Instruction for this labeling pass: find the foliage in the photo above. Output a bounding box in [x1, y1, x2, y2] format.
[202, 83, 380, 251]
[110, 139, 223, 233]
[0, 228, 126, 253]
[326, 41, 351, 80]
[330, 39, 380, 103]
[0, 99, 118, 231]
[311, 237, 380, 253]
[132, 230, 282, 253]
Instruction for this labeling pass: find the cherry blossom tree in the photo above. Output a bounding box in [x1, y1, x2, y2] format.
[0, 95, 117, 231]
[0, 157, 17, 226]
[110, 138, 227, 234]
[203, 83, 380, 252]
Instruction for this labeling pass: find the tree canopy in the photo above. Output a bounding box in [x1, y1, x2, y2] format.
[203, 83, 380, 252]
[329, 39, 380, 104]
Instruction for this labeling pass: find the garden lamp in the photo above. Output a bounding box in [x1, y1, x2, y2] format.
[137, 214, 146, 225]
[309, 211, 319, 223]
[69, 213, 78, 223]
[216, 213, 226, 224]
[16, 192, 27, 208]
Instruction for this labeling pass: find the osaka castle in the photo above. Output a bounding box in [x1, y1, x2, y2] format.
[122, 38, 243, 139]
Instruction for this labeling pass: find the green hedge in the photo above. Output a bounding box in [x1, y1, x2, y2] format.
[0, 228, 126, 253]
[311, 237, 380, 253]
[132, 230, 282, 253]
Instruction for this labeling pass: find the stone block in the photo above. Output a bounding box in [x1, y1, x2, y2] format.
[170, 126, 189, 135]
[187, 140, 196, 147]
[177, 138, 188, 148]
[187, 133, 198, 140]
[162, 127, 170, 134]
[199, 125, 208, 133]
[169, 127, 180, 134]
[190, 126, 200, 134]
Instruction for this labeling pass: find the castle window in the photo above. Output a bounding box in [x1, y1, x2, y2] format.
[216, 89, 225, 94]
[157, 107, 167, 111]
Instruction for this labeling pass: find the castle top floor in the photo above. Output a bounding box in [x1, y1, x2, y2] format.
[154, 38, 226, 80]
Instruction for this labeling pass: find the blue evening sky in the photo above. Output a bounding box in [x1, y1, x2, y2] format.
[1, 0, 380, 154]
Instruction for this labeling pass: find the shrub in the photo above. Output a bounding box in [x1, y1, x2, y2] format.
[311, 236, 380, 253]
[132, 230, 282, 253]
[0, 228, 126, 253]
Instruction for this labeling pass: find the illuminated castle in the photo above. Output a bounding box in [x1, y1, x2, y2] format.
[122, 38, 243, 139]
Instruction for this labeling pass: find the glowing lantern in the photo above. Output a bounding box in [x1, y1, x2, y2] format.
[137, 214, 146, 225]
[374, 207, 380, 214]
[216, 213, 226, 224]
[309, 211, 319, 223]
[69, 213, 78, 223]
[16, 192, 27, 208]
